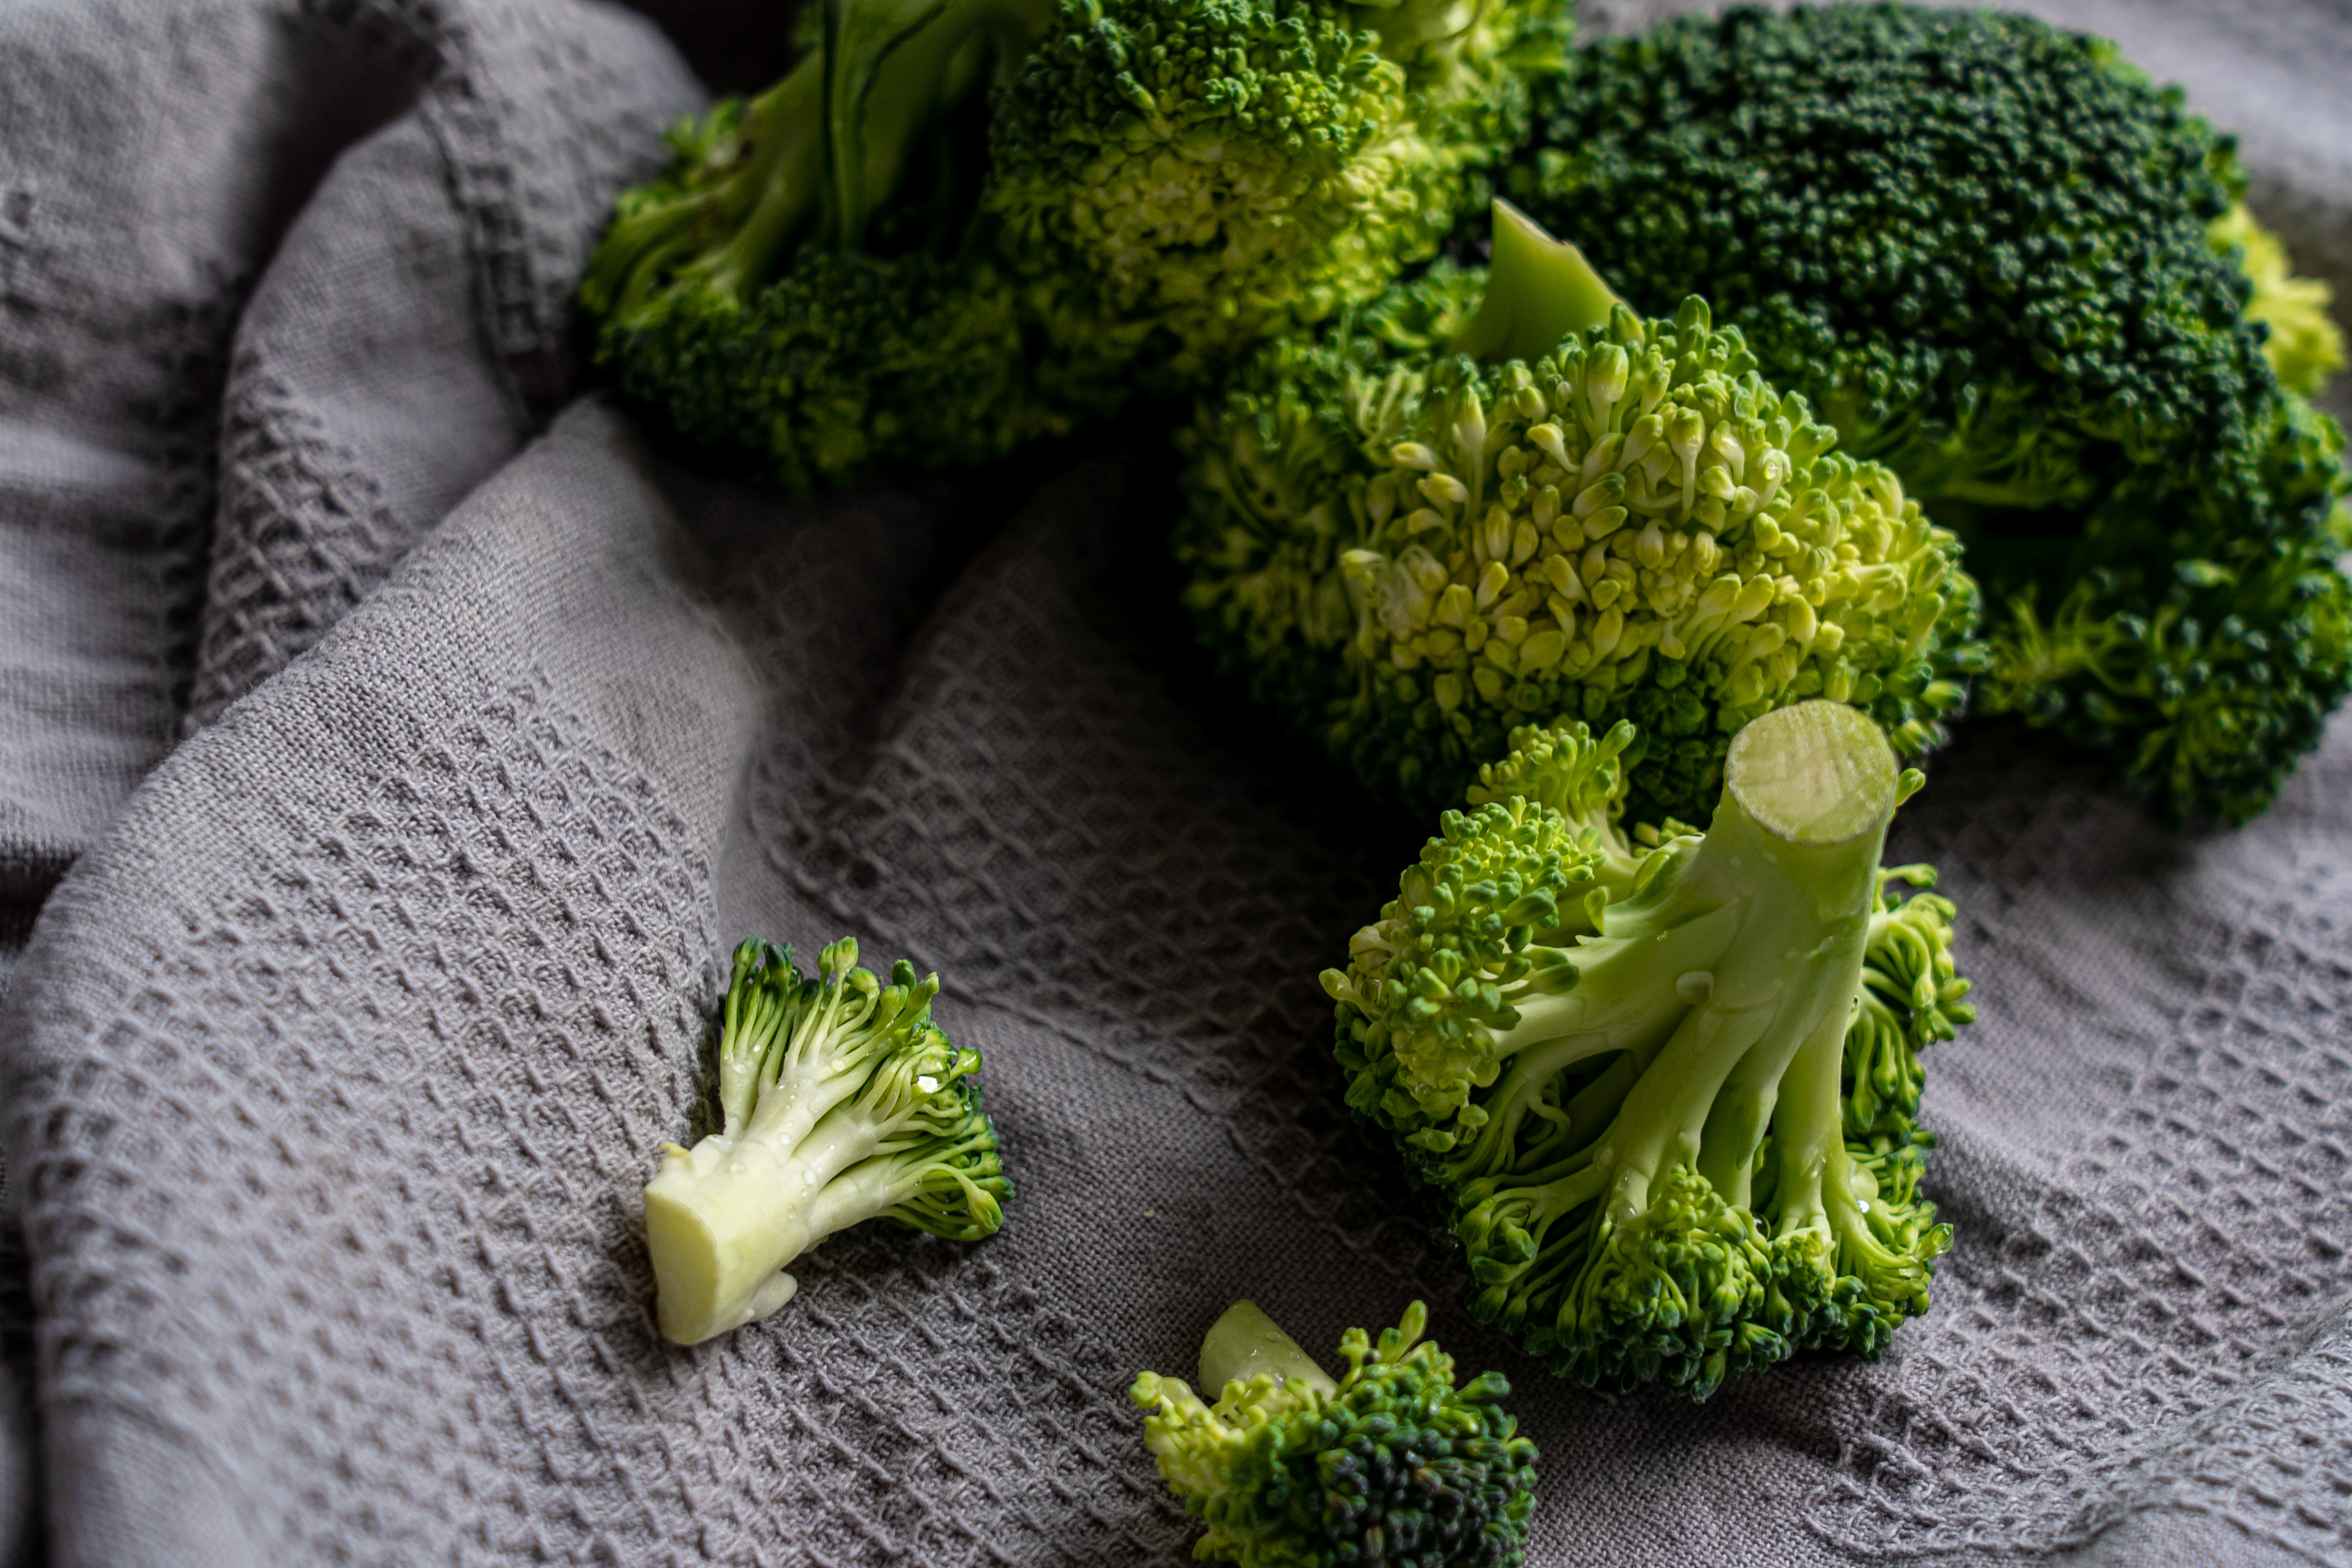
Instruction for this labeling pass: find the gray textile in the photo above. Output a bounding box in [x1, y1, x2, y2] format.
[2, 0, 2350, 1564]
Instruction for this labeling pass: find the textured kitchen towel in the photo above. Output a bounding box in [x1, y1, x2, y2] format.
[2, 1, 2351, 1566]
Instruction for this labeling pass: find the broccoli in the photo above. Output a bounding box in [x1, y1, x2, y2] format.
[2210, 203, 2347, 400]
[578, 0, 1108, 494]
[581, 0, 1568, 493]
[1509, 3, 2352, 822]
[987, 0, 1569, 381]
[1132, 1299, 1539, 1565]
[643, 938, 1010, 1345]
[1322, 701, 1974, 1397]
[1174, 201, 1978, 824]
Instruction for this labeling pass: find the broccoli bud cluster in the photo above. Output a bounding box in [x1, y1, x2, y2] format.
[1132, 1301, 1539, 1566]
[1510, 3, 2352, 822]
[990, 0, 1566, 380]
[1179, 285, 1980, 821]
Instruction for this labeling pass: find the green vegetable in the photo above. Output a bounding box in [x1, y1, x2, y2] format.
[1323, 702, 1973, 1397]
[1510, 3, 2352, 822]
[579, 0, 1099, 495]
[1132, 1299, 1539, 1565]
[987, 0, 1568, 382]
[1174, 203, 1978, 823]
[581, 0, 1569, 492]
[2210, 202, 2347, 400]
[644, 938, 1010, 1344]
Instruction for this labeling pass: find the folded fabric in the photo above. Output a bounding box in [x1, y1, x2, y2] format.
[2, 2, 2349, 1566]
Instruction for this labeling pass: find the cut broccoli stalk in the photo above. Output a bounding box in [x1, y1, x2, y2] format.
[1327, 702, 1974, 1397]
[1194, 1299, 1338, 1398]
[1132, 1301, 1538, 1565]
[643, 938, 1010, 1345]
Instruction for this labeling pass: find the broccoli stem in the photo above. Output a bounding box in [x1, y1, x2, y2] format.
[1197, 1301, 1339, 1399]
[1448, 199, 1621, 363]
[1585, 702, 1898, 1224]
[708, 70, 827, 296]
[644, 1101, 894, 1345]
[577, 67, 825, 322]
[817, 0, 1055, 250]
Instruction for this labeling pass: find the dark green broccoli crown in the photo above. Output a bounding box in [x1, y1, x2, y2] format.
[592, 248, 1122, 496]
[1980, 394, 2352, 823]
[989, 0, 1568, 377]
[1132, 1304, 1539, 1567]
[1512, 2, 2352, 822]
[1176, 271, 1980, 823]
[1516, 3, 2267, 502]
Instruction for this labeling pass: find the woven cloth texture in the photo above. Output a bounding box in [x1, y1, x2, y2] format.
[2, 1, 2349, 1565]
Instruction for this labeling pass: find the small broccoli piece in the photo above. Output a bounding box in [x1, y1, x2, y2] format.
[1511, 4, 2352, 821]
[1176, 204, 1978, 823]
[1323, 702, 1974, 1397]
[2210, 203, 2346, 400]
[1132, 1300, 1539, 1566]
[988, 0, 1570, 381]
[644, 938, 1010, 1345]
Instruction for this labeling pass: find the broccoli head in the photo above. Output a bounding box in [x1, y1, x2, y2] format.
[1509, 3, 2352, 821]
[1176, 203, 1978, 823]
[579, 0, 1090, 494]
[1132, 1299, 1539, 1565]
[582, 0, 1568, 492]
[987, 0, 1570, 380]
[643, 938, 1010, 1344]
[1323, 702, 1974, 1397]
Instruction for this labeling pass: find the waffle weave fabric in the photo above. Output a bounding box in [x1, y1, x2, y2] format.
[2, 1, 2350, 1566]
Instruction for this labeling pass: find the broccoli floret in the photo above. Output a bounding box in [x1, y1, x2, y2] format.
[1175, 203, 1979, 823]
[987, 0, 1570, 381]
[1132, 1300, 1539, 1565]
[643, 938, 1011, 1345]
[1510, 3, 2352, 821]
[595, 248, 1096, 496]
[1322, 702, 1975, 1397]
[582, 0, 1567, 492]
[2211, 203, 2347, 400]
[579, 0, 1096, 493]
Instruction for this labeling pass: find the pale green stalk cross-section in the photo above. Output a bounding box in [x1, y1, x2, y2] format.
[1725, 699, 1900, 846]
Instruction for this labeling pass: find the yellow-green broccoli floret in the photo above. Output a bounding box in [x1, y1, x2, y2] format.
[1176, 206, 1978, 822]
[2211, 202, 2346, 399]
[988, 0, 1569, 381]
